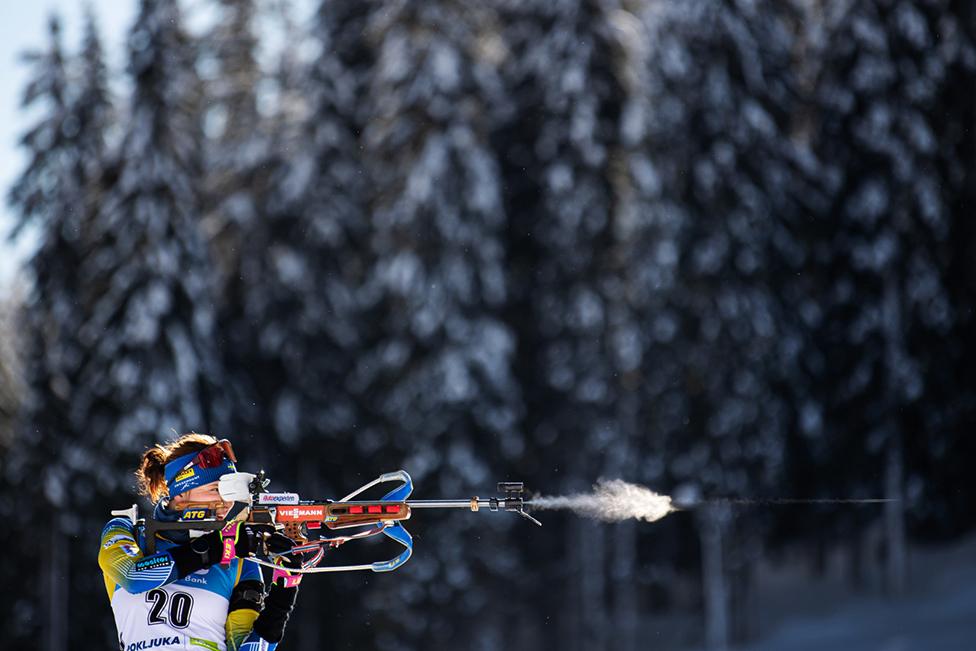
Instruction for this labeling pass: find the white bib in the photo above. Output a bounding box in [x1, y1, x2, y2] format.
[110, 565, 239, 651]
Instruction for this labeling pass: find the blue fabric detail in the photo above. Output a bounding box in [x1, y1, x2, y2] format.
[164, 450, 236, 497]
[173, 559, 238, 597]
[240, 631, 276, 650]
[163, 451, 199, 484]
[153, 501, 181, 521]
[239, 556, 262, 583]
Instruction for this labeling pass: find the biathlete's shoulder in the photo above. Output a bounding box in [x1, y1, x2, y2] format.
[100, 517, 137, 538]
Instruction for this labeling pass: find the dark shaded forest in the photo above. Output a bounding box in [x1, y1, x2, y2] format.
[1, 0, 974, 649]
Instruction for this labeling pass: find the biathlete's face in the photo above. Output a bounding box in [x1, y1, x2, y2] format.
[170, 480, 232, 519]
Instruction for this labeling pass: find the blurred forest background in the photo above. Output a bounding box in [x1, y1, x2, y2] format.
[1, 0, 975, 649]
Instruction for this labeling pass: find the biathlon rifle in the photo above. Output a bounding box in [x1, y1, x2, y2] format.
[114, 470, 541, 574]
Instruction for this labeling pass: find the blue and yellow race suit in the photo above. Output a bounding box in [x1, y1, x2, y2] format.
[99, 505, 278, 651]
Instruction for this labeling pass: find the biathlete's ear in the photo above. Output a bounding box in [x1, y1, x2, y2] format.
[219, 472, 257, 502]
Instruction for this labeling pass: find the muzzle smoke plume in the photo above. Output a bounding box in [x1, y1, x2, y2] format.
[528, 481, 895, 524]
[531, 479, 676, 523]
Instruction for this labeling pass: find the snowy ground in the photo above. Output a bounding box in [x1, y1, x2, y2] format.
[733, 534, 976, 651]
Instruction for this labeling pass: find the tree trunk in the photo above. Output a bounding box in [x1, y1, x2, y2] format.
[612, 520, 639, 651]
[881, 275, 907, 597]
[812, 536, 827, 578]
[296, 458, 322, 651]
[884, 436, 907, 596]
[698, 504, 730, 651]
[578, 518, 607, 651]
[729, 523, 759, 645]
[611, 388, 639, 651]
[44, 514, 67, 651]
[848, 529, 864, 591]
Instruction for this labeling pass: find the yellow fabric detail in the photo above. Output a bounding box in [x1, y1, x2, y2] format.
[98, 525, 144, 596]
[103, 573, 117, 600]
[225, 608, 260, 651]
[234, 558, 243, 586]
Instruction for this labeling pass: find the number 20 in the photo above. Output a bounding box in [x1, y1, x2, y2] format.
[146, 589, 193, 628]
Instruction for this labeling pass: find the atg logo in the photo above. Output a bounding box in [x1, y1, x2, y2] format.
[180, 508, 210, 521]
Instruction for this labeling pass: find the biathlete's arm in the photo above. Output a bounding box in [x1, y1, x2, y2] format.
[226, 558, 300, 651]
[226, 558, 263, 651]
[98, 517, 217, 594]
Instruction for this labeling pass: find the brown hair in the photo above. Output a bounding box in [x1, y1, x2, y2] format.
[136, 432, 218, 502]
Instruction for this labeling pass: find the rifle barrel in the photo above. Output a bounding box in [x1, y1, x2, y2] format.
[406, 498, 524, 511]
[407, 499, 486, 509]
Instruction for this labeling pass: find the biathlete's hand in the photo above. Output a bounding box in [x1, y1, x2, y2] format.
[222, 522, 266, 565]
[252, 543, 302, 644]
[266, 531, 297, 556]
[271, 559, 303, 588]
[269, 534, 303, 588]
[192, 522, 261, 567]
[181, 523, 261, 576]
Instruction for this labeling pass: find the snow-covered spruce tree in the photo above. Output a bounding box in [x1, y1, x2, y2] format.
[200, 0, 263, 290]
[6, 15, 84, 472]
[219, 0, 368, 459]
[495, 1, 638, 648]
[212, 3, 375, 646]
[315, 0, 377, 134]
[205, 0, 261, 145]
[0, 298, 23, 410]
[0, 289, 24, 450]
[932, 0, 976, 541]
[604, 7, 663, 650]
[0, 285, 27, 642]
[2, 11, 114, 648]
[76, 7, 112, 185]
[352, 2, 521, 648]
[72, 0, 226, 493]
[199, 0, 285, 465]
[798, 0, 976, 594]
[634, 0, 803, 646]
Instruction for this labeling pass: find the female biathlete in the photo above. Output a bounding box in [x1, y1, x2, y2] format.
[98, 433, 301, 651]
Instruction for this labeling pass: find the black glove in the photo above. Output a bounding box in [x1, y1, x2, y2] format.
[266, 531, 298, 557]
[252, 533, 302, 644]
[170, 523, 261, 578]
[252, 580, 299, 644]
